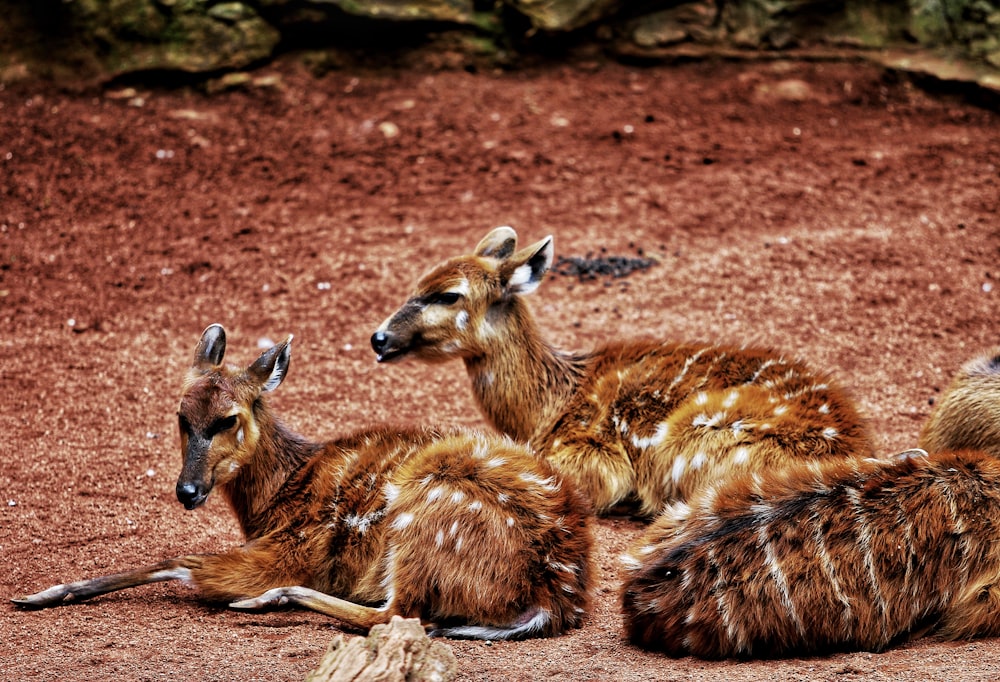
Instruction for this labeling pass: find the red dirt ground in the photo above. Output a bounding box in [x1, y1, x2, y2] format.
[1, 55, 998, 681]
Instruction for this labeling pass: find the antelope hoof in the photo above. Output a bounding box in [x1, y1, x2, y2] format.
[11, 584, 72, 609]
[230, 587, 292, 610]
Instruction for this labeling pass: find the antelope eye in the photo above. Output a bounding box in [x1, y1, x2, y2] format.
[429, 292, 462, 306]
[209, 415, 238, 437]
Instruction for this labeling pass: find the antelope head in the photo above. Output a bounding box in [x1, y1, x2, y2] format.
[175, 324, 291, 510]
[371, 226, 553, 364]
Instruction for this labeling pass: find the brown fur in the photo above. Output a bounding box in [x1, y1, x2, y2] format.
[622, 347, 1000, 657]
[14, 325, 594, 640]
[372, 226, 872, 516]
[920, 348, 1000, 457]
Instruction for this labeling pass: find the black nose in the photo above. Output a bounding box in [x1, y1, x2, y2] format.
[176, 481, 203, 510]
[371, 331, 389, 354]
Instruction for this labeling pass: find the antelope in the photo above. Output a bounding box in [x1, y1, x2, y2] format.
[621, 347, 1000, 658]
[371, 226, 872, 516]
[14, 324, 595, 640]
[920, 349, 1000, 458]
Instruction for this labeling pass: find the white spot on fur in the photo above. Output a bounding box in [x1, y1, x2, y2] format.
[722, 391, 739, 408]
[454, 535, 464, 553]
[694, 392, 708, 406]
[733, 447, 751, 464]
[671, 455, 687, 485]
[486, 457, 507, 469]
[150, 567, 193, 584]
[519, 472, 560, 492]
[390, 512, 414, 530]
[506, 517, 515, 527]
[693, 412, 725, 428]
[383, 482, 399, 505]
[450, 490, 465, 504]
[236, 427, 244, 444]
[468, 500, 483, 511]
[819, 403, 830, 414]
[447, 279, 471, 297]
[774, 404, 789, 416]
[823, 427, 839, 439]
[498, 493, 509, 504]
[427, 486, 445, 503]
[435, 530, 445, 547]
[455, 310, 469, 331]
[345, 510, 385, 535]
[748, 359, 778, 384]
[449, 520, 460, 537]
[632, 422, 670, 449]
[620, 554, 643, 571]
[548, 561, 580, 574]
[690, 451, 707, 470]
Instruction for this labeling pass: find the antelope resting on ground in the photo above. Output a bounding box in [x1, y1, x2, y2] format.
[14, 324, 595, 640]
[371, 226, 872, 516]
[621, 347, 1000, 658]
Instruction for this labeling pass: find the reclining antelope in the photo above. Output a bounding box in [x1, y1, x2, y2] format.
[621, 347, 1000, 657]
[14, 324, 595, 640]
[371, 226, 872, 516]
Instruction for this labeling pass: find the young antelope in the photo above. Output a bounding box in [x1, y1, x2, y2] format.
[371, 226, 872, 516]
[14, 324, 595, 640]
[621, 347, 1000, 657]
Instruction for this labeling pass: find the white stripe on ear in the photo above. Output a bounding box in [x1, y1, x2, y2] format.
[261, 336, 292, 393]
[509, 263, 539, 292]
[506, 236, 553, 295]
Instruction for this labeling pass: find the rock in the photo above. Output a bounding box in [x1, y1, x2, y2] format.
[629, 3, 720, 48]
[65, 0, 280, 76]
[306, 616, 457, 682]
[753, 78, 815, 103]
[306, 0, 477, 24]
[508, 0, 619, 31]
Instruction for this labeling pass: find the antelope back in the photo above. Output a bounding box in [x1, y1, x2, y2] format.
[920, 347, 1000, 458]
[175, 324, 291, 510]
[371, 226, 553, 364]
[621, 450, 1000, 657]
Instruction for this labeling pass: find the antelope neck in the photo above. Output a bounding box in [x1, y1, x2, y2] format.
[221, 406, 318, 539]
[463, 310, 584, 443]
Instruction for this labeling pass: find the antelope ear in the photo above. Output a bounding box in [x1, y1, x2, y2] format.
[193, 324, 227, 370]
[474, 226, 518, 260]
[503, 235, 553, 296]
[248, 335, 293, 393]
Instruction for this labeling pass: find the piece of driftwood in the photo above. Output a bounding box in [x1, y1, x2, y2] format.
[306, 617, 458, 682]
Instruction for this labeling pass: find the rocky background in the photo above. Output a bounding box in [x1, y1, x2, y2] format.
[2, 0, 999, 93]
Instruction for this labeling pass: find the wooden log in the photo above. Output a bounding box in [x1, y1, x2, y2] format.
[307, 616, 457, 682]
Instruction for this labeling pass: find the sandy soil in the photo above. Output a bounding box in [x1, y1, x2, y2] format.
[1, 55, 998, 681]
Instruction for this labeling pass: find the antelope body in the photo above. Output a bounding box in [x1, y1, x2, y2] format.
[622, 347, 1000, 657]
[14, 324, 594, 640]
[921, 350, 1000, 458]
[371, 226, 872, 516]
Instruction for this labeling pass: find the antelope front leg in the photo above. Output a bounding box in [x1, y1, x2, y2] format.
[12, 556, 197, 608]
